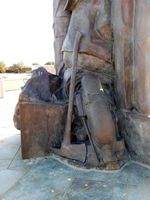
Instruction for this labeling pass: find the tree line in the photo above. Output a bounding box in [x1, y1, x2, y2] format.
[0, 61, 55, 73]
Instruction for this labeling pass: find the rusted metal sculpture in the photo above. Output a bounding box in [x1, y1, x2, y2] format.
[14, 0, 150, 169]
[51, 0, 127, 170]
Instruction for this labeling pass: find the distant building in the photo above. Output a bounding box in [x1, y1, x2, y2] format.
[33, 65, 56, 75]
[19, 66, 32, 73]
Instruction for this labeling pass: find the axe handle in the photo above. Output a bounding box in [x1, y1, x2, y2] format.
[82, 119, 99, 163]
[63, 31, 83, 145]
[76, 94, 99, 163]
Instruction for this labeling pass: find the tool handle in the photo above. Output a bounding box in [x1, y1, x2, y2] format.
[76, 93, 99, 162]
[63, 31, 83, 144]
[76, 94, 86, 117]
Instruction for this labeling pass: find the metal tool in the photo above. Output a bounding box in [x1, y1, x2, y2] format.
[76, 93, 99, 166]
[51, 31, 86, 163]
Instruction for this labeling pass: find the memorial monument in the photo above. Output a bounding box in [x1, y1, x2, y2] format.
[14, 0, 150, 170]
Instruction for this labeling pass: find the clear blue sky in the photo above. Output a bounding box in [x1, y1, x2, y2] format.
[0, 0, 54, 66]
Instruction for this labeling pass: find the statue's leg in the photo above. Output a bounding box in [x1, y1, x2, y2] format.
[81, 73, 119, 168]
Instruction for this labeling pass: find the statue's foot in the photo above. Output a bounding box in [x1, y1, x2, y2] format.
[105, 162, 120, 170]
[101, 144, 120, 170]
[115, 139, 125, 160]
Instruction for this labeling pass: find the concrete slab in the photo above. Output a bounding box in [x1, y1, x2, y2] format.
[77, 164, 129, 184]
[64, 179, 127, 200]
[0, 134, 20, 147]
[129, 162, 150, 186]
[30, 158, 78, 177]
[0, 160, 12, 171]
[0, 146, 20, 160]
[9, 159, 37, 173]
[128, 185, 150, 200]
[1, 173, 72, 200]
[0, 170, 26, 197]
[14, 148, 22, 160]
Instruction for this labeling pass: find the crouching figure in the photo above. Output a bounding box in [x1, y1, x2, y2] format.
[51, 0, 128, 169]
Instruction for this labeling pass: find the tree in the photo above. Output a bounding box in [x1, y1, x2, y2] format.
[11, 62, 24, 73]
[44, 61, 54, 65]
[0, 61, 7, 73]
[32, 63, 40, 65]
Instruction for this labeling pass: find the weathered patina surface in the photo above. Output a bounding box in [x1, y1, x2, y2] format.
[113, 0, 150, 166]
[14, 0, 150, 169]
[20, 103, 67, 159]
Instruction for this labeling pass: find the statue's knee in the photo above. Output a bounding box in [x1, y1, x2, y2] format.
[82, 74, 100, 94]
[94, 129, 116, 145]
[90, 113, 116, 145]
[82, 74, 92, 85]
[82, 73, 116, 145]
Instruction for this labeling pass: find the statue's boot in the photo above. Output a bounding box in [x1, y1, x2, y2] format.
[101, 144, 119, 170]
[81, 73, 120, 169]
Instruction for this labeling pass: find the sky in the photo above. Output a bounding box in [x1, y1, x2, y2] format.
[0, 0, 54, 66]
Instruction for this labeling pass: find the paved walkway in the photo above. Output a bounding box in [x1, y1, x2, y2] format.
[0, 91, 150, 200]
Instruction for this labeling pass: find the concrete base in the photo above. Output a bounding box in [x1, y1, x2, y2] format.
[20, 103, 67, 159]
[118, 110, 150, 166]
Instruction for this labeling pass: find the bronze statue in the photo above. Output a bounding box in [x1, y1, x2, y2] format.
[52, 0, 126, 170]
[14, 0, 150, 170]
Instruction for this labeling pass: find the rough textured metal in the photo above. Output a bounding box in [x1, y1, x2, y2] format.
[134, 0, 150, 114]
[113, 0, 150, 166]
[113, 0, 135, 110]
[20, 103, 67, 159]
[118, 111, 150, 166]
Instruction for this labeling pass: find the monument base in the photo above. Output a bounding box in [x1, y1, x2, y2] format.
[118, 110, 150, 166]
[20, 103, 67, 159]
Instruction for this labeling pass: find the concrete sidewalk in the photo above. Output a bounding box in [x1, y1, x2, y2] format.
[0, 91, 150, 200]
